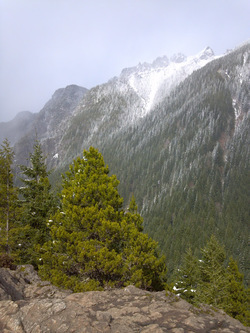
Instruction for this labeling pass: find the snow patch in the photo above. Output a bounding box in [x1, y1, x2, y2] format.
[121, 47, 219, 120]
[243, 52, 248, 65]
[232, 99, 240, 121]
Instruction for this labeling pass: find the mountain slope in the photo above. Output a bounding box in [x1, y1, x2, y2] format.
[7, 43, 250, 282]
[100, 43, 249, 280]
[47, 47, 217, 167]
[119, 46, 216, 115]
[13, 84, 88, 167]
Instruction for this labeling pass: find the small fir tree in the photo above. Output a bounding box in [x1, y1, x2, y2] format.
[196, 235, 227, 307]
[18, 140, 55, 265]
[172, 236, 249, 325]
[173, 248, 200, 302]
[38, 147, 167, 291]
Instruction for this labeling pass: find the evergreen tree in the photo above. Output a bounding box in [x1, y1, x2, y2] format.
[18, 140, 55, 264]
[172, 236, 249, 325]
[173, 248, 200, 302]
[38, 147, 167, 291]
[0, 139, 18, 256]
[224, 257, 250, 325]
[196, 235, 227, 307]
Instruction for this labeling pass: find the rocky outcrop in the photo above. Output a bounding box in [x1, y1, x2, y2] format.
[0, 265, 248, 333]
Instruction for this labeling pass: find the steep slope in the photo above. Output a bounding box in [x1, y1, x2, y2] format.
[119, 46, 216, 115]
[100, 43, 249, 281]
[47, 47, 217, 168]
[54, 44, 249, 281]
[10, 44, 250, 282]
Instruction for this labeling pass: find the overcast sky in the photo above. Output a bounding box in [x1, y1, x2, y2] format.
[0, 0, 249, 122]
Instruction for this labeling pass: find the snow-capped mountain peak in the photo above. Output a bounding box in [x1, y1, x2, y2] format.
[197, 46, 214, 60]
[152, 55, 170, 68]
[118, 47, 216, 118]
[170, 53, 187, 63]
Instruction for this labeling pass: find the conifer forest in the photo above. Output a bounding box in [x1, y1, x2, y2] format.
[0, 44, 249, 326]
[0, 140, 249, 325]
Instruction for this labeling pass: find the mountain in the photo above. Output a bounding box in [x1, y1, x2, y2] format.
[41, 46, 219, 168]
[101, 44, 249, 280]
[12, 84, 88, 166]
[118, 46, 216, 116]
[0, 111, 36, 146]
[10, 47, 217, 168]
[3, 43, 250, 282]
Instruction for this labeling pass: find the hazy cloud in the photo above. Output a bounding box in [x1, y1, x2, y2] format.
[0, 0, 249, 122]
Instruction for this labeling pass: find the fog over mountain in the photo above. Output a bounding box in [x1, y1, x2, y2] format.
[1, 1, 249, 122]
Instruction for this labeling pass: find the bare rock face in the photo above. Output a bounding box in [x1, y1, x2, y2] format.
[0, 266, 249, 333]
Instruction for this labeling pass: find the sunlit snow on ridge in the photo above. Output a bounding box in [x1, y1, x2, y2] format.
[120, 47, 220, 118]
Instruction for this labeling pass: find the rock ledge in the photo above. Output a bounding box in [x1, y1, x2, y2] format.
[0, 265, 249, 333]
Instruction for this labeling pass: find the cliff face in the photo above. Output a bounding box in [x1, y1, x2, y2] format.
[0, 266, 248, 333]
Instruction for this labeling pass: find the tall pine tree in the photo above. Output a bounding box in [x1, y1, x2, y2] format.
[0, 139, 18, 257]
[38, 147, 167, 291]
[224, 257, 250, 325]
[18, 140, 55, 265]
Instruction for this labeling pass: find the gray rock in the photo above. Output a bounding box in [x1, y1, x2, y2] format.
[0, 265, 249, 333]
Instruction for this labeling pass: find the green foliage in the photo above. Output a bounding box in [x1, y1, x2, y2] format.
[172, 236, 249, 325]
[0, 139, 19, 256]
[173, 248, 200, 302]
[38, 147, 167, 291]
[17, 140, 55, 265]
[126, 194, 143, 232]
[196, 235, 227, 306]
[224, 257, 250, 326]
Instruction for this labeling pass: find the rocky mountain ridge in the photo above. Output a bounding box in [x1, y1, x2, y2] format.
[119, 46, 217, 115]
[1, 46, 216, 149]
[11, 85, 88, 167]
[0, 85, 88, 148]
[0, 265, 249, 333]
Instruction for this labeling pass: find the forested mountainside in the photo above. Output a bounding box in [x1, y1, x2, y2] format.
[12, 46, 217, 169]
[2, 43, 249, 282]
[101, 43, 249, 281]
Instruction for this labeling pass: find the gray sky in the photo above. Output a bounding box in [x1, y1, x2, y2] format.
[0, 0, 249, 123]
